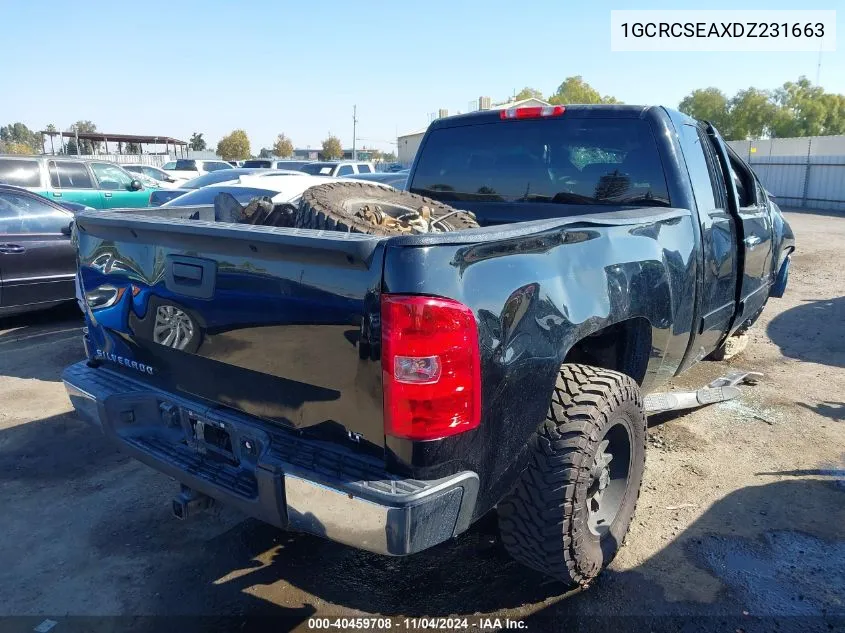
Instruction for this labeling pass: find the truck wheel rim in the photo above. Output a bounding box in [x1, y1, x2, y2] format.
[586, 419, 632, 537]
[153, 305, 194, 350]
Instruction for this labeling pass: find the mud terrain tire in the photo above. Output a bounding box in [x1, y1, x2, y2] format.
[294, 182, 479, 235]
[498, 364, 647, 586]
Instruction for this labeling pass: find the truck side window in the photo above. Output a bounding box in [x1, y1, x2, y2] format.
[728, 155, 756, 208]
[678, 124, 717, 213]
[697, 128, 728, 209]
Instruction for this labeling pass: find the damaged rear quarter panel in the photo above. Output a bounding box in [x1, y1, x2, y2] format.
[382, 211, 697, 515]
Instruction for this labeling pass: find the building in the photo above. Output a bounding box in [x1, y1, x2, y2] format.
[293, 148, 379, 161]
[397, 97, 551, 166]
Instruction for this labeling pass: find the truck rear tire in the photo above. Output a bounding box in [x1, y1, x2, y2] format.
[498, 364, 646, 587]
[294, 182, 479, 235]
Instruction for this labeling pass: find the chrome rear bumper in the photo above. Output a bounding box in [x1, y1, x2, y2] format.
[62, 361, 478, 555]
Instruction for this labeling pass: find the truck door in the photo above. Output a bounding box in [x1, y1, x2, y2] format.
[706, 127, 774, 329]
[675, 122, 739, 368]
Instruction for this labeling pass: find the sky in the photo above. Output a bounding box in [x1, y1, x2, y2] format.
[1, 0, 842, 154]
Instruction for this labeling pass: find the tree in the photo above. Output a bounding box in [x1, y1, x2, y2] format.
[189, 132, 207, 151]
[771, 76, 845, 137]
[124, 142, 140, 154]
[44, 123, 58, 154]
[729, 88, 778, 140]
[513, 87, 545, 101]
[679, 77, 845, 140]
[0, 122, 41, 154]
[0, 141, 34, 155]
[273, 133, 294, 158]
[66, 120, 99, 154]
[321, 134, 343, 160]
[216, 129, 250, 160]
[547, 76, 620, 105]
[382, 151, 396, 163]
[679, 88, 732, 136]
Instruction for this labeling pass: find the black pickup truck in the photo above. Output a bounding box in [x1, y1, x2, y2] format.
[63, 104, 794, 586]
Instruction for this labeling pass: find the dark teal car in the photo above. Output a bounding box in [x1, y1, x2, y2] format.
[0, 155, 159, 209]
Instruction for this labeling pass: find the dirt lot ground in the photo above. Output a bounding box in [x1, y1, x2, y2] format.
[0, 211, 843, 633]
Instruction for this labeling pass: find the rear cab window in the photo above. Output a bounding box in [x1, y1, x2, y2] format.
[0, 158, 41, 187]
[301, 163, 337, 175]
[410, 117, 670, 207]
[175, 160, 198, 172]
[357, 164, 373, 174]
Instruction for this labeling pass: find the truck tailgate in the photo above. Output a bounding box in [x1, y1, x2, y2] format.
[75, 210, 387, 452]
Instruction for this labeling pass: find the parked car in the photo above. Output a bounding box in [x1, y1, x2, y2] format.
[227, 161, 243, 167]
[56, 200, 95, 213]
[160, 173, 341, 207]
[0, 155, 156, 209]
[0, 184, 76, 317]
[299, 161, 375, 177]
[242, 159, 313, 170]
[343, 170, 408, 189]
[123, 164, 182, 188]
[147, 169, 305, 207]
[63, 104, 794, 588]
[161, 159, 233, 180]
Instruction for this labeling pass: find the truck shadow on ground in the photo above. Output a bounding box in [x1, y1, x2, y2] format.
[767, 296, 845, 368]
[135, 478, 844, 631]
[0, 303, 83, 381]
[2, 414, 844, 631]
[0, 413, 129, 483]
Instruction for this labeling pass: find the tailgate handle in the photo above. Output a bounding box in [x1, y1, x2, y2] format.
[173, 263, 203, 281]
[165, 256, 216, 299]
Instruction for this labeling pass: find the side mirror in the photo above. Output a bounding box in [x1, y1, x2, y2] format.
[167, 177, 177, 183]
[61, 221, 73, 236]
[129, 179, 143, 191]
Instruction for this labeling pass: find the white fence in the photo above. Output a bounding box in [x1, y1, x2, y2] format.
[40, 150, 222, 168]
[728, 135, 845, 212]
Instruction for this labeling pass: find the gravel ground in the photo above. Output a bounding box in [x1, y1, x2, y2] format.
[0, 211, 842, 633]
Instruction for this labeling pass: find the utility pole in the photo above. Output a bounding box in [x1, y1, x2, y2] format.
[74, 125, 80, 156]
[352, 105, 358, 161]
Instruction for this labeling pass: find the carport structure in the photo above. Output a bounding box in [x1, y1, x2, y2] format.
[39, 131, 189, 157]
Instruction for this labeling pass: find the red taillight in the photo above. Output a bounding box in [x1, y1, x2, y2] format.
[499, 105, 565, 120]
[381, 295, 481, 441]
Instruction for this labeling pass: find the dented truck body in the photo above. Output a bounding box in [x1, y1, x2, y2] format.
[63, 105, 794, 557]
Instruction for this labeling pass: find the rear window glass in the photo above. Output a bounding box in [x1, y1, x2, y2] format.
[162, 186, 277, 207]
[357, 164, 372, 174]
[0, 159, 41, 187]
[206, 162, 233, 172]
[243, 160, 271, 168]
[181, 170, 246, 189]
[300, 163, 336, 175]
[175, 160, 198, 171]
[410, 118, 670, 206]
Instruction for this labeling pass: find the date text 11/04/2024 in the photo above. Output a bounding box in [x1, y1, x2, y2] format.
[306, 618, 528, 630]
